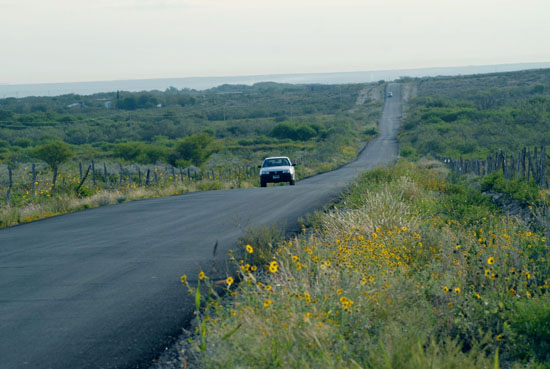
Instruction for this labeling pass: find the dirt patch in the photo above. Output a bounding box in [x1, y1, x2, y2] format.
[355, 84, 383, 105]
[401, 83, 417, 102]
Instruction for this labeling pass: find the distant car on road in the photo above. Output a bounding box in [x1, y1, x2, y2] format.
[387, 92, 393, 97]
[258, 156, 296, 187]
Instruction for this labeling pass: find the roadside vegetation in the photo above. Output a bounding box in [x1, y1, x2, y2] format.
[180, 160, 550, 368]
[0, 82, 384, 227]
[399, 68, 550, 225]
[399, 68, 550, 160]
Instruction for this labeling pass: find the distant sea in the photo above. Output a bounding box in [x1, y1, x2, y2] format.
[1, 62, 549, 98]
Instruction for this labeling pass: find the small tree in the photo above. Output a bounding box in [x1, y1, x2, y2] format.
[270, 122, 297, 140]
[169, 132, 214, 168]
[33, 141, 73, 191]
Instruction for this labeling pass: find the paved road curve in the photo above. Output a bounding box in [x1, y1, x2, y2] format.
[0, 83, 402, 369]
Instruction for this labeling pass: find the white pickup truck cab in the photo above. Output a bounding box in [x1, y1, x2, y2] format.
[258, 156, 296, 187]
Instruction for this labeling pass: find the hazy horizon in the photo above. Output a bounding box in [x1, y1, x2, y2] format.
[1, 0, 549, 86]
[1, 62, 549, 98]
[1, 61, 550, 87]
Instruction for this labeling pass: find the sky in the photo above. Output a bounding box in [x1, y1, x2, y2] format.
[1, 0, 549, 85]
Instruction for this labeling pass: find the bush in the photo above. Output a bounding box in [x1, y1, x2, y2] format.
[400, 145, 417, 159]
[295, 125, 316, 141]
[169, 132, 214, 167]
[508, 298, 550, 362]
[438, 181, 495, 224]
[481, 171, 540, 205]
[114, 142, 142, 161]
[270, 122, 297, 140]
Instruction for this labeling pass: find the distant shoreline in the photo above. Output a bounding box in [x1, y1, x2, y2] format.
[2, 62, 549, 98]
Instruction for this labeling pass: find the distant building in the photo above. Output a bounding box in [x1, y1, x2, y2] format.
[67, 103, 81, 108]
[156, 103, 162, 108]
[104, 101, 112, 109]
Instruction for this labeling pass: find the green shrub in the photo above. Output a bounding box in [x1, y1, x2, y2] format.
[400, 145, 417, 159]
[508, 298, 550, 362]
[169, 132, 215, 167]
[481, 171, 540, 205]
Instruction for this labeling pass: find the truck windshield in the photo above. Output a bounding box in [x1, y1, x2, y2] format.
[263, 158, 290, 167]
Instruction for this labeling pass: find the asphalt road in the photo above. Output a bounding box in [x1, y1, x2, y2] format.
[0, 83, 402, 369]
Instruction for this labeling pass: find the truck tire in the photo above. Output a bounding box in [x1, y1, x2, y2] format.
[290, 179, 295, 185]
[261, 180, 267, 187]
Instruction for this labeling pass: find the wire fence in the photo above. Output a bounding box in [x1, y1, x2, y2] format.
[0, 162, 262, 205]
[434, 146, 549, 244]
[0, 153, 316, 206]
[434, 146, 548, 188]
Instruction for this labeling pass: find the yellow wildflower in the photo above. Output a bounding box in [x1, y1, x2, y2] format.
[269, 261, 278, 273]
[226, 276, 234, 286]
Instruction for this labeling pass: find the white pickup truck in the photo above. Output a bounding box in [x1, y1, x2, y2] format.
[258, 156, 296, 187]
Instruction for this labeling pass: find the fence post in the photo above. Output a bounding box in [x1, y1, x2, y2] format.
[91, 160, 96, 186]
[138, 167, 142, 186]
[534, 147, 540, 183]
[104, 163, 108, 189]
[516, 150, 521, 180]
[523, 149, 527, 180]
[79, 162, 83, 181]
[145, 169, 150, 186]
[6, 167, 13, 205]
[540, 146, 546, 187]
[527, 149, 533, 182]
[76, 165, 91, 194]
[126, 167, 132, 186]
